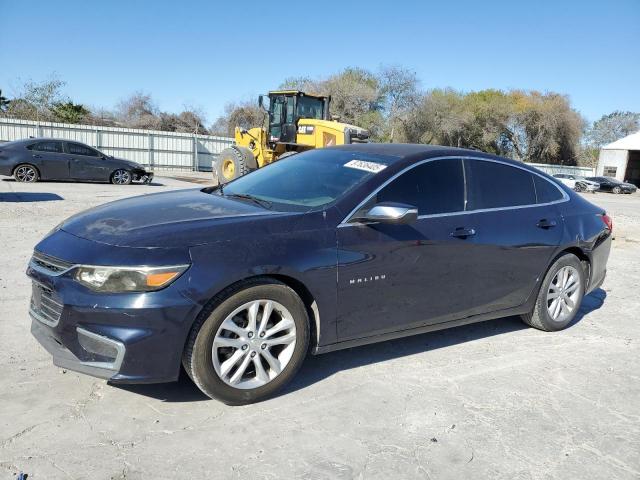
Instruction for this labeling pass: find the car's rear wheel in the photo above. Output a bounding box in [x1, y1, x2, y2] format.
[14, 164, 39, 183]
[183, 279, 309, 405]
[111, 169, 131, 185]
[612, 186, 621, 194]
[574, 182, 585, 192]
[521, 253, 585, 331]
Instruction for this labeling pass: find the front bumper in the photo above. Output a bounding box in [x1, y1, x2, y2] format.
[27, 275, 201, 383]
[132, 170, 153, 184]
[31, 318, 125, 380]
[26, 234, 201, 384]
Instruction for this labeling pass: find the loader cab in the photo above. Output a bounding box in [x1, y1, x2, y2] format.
[263, 91, 329, 145]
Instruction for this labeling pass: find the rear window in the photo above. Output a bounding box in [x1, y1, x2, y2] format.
[534, 175, 564, 203]
[27, 141, 63, 153]
[465, 159, 536, 210]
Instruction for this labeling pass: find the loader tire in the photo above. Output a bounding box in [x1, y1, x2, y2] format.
[215, 147, 255, 184]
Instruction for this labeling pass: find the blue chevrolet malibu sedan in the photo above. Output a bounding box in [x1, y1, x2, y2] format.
[27, 144, 612, 404]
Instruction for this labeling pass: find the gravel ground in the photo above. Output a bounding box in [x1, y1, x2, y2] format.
[1, 179, 639, 480]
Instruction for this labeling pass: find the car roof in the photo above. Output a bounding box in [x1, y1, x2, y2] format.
[10, 137, 69, 144]
[328, 143, 537, 171]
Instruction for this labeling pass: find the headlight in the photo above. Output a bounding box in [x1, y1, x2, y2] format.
[74, 265, 189, 293]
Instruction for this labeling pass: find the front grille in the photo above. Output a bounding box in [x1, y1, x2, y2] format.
[30, 281, 64, 326]
[31, 251, 74, 274]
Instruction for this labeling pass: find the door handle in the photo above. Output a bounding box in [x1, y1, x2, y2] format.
[537, 219, 557, 229]
[450, 227, 476, 238]
[32, 154, 42, 158]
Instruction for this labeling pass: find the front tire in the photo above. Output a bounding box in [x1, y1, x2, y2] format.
[111, 169, 132, 185]
[183, 279, 310, 405]
[521, 253, 585, 331]
[14, 164, 39, 183]
[215, 147, 254, 184]
[612, 186, 621, 194]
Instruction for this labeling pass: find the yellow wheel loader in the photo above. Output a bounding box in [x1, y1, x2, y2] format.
[214, 90, 369, 183]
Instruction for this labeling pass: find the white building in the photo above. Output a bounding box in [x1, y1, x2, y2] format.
[597, 131, 640, 185]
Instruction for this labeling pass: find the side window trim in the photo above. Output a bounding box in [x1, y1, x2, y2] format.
[29, 141, 62, 153]
[340, 156, 568, 226]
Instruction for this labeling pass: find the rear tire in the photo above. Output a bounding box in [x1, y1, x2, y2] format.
[182, 279, 310, 405]
[14, 164, 39, 183]
[215, 147, 254, 184]
[521, 253, 585, 331]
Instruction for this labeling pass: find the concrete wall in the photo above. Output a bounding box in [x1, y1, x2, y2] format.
[597, 149, 628, 180]
[0, 117, 234, 172]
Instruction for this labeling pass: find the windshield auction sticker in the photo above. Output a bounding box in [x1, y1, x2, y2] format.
[344, 159, 387, 173]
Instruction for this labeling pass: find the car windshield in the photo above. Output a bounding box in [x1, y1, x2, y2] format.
[604, 176, 622, 183]
[215, 149, 397, 212]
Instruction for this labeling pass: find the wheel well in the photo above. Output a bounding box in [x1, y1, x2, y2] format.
[13, 163, 39, 175]
[559, 247, 591, 286]
[267, 274, 319, 347]
[197, 274, 320, 348]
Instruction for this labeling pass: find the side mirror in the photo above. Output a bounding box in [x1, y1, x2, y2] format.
[258, 95, 263, 108]
[354, 202, 418, 225]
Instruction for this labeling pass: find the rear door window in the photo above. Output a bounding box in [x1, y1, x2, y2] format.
[533, 175, 564, 204]
[465, 159, 536, 210]
[372, 158, 465, 215]
[67, 142, 100, 157]
[27, 141, 63, 153]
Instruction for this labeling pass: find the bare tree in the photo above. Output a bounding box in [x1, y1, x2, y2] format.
[210, 100, 265, 137]
[587, 111, 640, 147]
[378, 65, 420, 142]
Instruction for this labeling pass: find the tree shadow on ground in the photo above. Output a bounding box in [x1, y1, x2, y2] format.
[112, 288, 607, 403]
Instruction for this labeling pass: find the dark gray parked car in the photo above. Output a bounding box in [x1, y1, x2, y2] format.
[0, 138, 153, 184]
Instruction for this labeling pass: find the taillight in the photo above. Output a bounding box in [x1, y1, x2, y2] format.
[600, 213, 613, 233]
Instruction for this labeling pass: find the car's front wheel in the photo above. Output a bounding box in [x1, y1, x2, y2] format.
[521, 253, 585, 331]
[14, 164, 39, 183]
[111, 169, 132, 185]
[183, 279, 310, 405]
[612, 186, 621, 194]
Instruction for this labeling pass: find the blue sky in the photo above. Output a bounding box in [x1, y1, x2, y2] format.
[1, 0, 638, 125]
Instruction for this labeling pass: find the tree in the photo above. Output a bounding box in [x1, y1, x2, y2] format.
[378, 65, 420, 142]
[50, 101, 89, 124]
[398, 89, 584, 164]
[5, 77, 66, 121]
[115, 91, 160, 129]
[210, 100, 265, 137]
[587, 111, 640, 148]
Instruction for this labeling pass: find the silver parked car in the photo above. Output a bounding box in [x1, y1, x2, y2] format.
[553, 174, 599, 193]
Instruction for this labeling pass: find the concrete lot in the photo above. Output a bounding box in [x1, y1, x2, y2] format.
[1, 178, 639, 480]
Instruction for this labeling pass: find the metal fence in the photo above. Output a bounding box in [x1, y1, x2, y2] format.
[525, 161, 595, 177]
[0, 117, 234, 172]
[0, 117, 596, 177]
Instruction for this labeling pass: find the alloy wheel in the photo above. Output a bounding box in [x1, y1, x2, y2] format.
[546, 265, 581, 322]
[16, 165, 37, 182]
[112, 169, 131, 184]
[212, 299, 297, 389]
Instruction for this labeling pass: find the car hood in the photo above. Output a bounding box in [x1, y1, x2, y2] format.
[113, 157, 145, 170]
[59, 188, 296, 248]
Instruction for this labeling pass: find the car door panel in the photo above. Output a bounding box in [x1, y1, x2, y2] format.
[461, 205, 563, 315]
[336, 213, 483, 341]
[27, 141, 68, 179]
[462, 159, 564, 315]
[67, 143, 110, 180]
